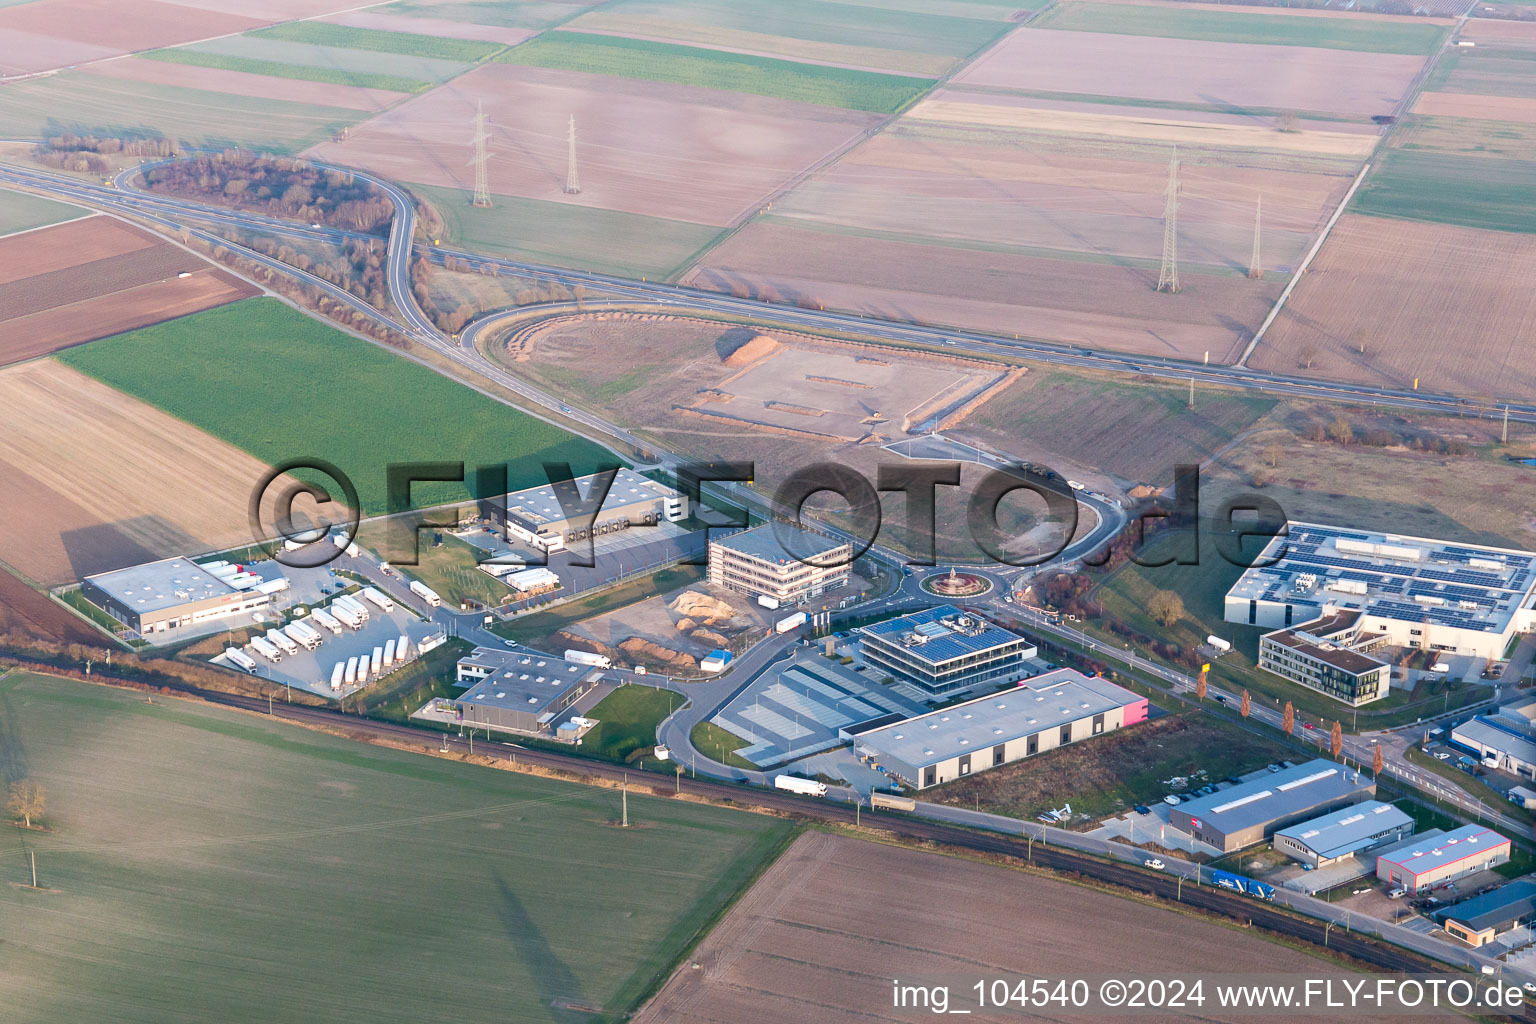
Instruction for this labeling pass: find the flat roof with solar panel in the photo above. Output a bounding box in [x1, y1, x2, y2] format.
[860, 606, 1027, 667]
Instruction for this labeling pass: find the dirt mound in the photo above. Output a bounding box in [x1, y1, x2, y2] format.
[554, 631, 623, 664]
[690, 627, 730, 648]
[668, 590, 738, 625]
[721, 333, 781, 367]
[675, 616, 697, 633]
[618, 637, 697, 670]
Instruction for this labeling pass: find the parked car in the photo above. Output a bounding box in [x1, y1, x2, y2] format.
[1388, 887, 1407, 899]
[1267, 763, 1281, 773]
[1133, 804, 1151, 815]
[1163, 795, 1181, 806]
[1434, 751, 1451, 760]
[1144, 858, 1165, 871]
[1301, 864, 1314, 871]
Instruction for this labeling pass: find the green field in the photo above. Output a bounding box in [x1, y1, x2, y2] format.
[413, 183, 724, 279]
[585, 684, 685, 761]
[0, 188, 89, 237]
[0, 73, 362, 153]
[1035, 2, 1446, 55]
[1426, 48, 1536, 100]
[498, 32, 935, 113]
[1354, 148, 1536, 233]
[56, 298, 613, 516]
[387, 0, 595, 30]
[691, 719, 757, 770]
[395, 532, 517, 609]
[0, 671, 792, 1024]
[250, 21, 506, 63]
[145, 48, 432, 93]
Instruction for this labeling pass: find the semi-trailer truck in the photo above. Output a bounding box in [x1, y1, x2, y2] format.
[361, 587, 395, 613]
[330, 662, 345, 690]
[774, 612, 808, 633]
[370, 647, 383, 676]
[225, 648, 258, 673]
[284, 622, 322, 650]
[870, 792, 916, 812]
[345, 656, 359, 685]
[309, 608, 343, 634]
[336, 594, 370, 620]
[409, 580, 442, 607]
[564, 649, 613, 669]
[249, 637, 282, 662]
[266, 628, 298, 655]
[396, 635, 410, 663]
[383, 639, 396, 666]
[774, 775, 827, 797]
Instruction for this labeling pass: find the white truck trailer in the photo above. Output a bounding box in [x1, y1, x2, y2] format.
[330, 598, 367, 629]
[774, 611, 808, 634]
[284, 621, 322, 650]
[361, 586, 395, 613]
[345, 656, 359, 685]
[309, 608, 343, 635]
[396, 635, 410, 663]
[757, 594, 780, 610]
[249, 637, 282, 663]
[330, 662, 346, 690]
[266, 628, 298, 655]
[409, 580, 442, 607]
[383, 639, 396, 666]
[774, 775, 827, 797]
[225, 648, 259, 673]
[370, 647, 384, 676]
[335, 593, 370, 621]
[564, 649, 613, 669]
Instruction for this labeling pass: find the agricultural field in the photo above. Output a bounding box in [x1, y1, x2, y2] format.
[173, 31, 484, 84]
[0, 671, 794, 1024]
[0, 189, 89, 238]
[249, 19, 509, 61]
[0, 0, 265, 77]
[955, 369, 1277, 488]
[1034, 2, 1448, 55]
[561, 0, 1017, 76]
[141, 48, 434, 96]
[318, 9, 541, 45]
[1354, 148, 1536, 233]
[84, 56, 415, 112]
[0, 71, 364, 152]
[382, 0, 608, 32]
[0, 360, 307, 585]
[56, 297, 612, 518]
[1252, 215, 1536, 400]
[0, 216, 257, 367]
[413, 182, 724, 279]
[304, 62, 881, 228]
[635, 831, 1411, 1024]
[498, 32, 933, 113]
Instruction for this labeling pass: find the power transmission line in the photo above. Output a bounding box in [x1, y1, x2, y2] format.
[1157, 147, 1180, 294]
[470, 99, 493, 208]
[564, 114, 581, 195]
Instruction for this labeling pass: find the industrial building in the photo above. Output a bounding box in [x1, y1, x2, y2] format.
[1225, 522, 1536, 662]
[707, 524, 851, 606]
[850, 668, 1146, 790]
[1168, 759, 1375, 853]
[80, 556, 273, 636]
[1452, 697, 1536, 780]
[451, 647, 603, 736]
[859, 606, 1038, 695]
[497, 468, 688, 554]
[1257, 610, 1391, 706]
[1271, 800, 1414, 868]
[1436, 879, 1536, 947]
[1375, 825, 1510, 894]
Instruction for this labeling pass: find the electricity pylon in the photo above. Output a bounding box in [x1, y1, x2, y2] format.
[1157, 147, 1181, 294]
[470, 100, 492, 208]
[564, 115, 581, 195]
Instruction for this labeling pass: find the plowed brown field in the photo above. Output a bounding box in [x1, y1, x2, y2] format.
[0, 361, 295, 584]
[0, 217, 256, 366]
[1251, 214, 1536, 400]
[634, 832, 1436, 1024]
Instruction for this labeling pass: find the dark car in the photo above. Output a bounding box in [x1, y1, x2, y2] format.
[1134, 804, 1151, 815]
[1213, 694, 1228, 704]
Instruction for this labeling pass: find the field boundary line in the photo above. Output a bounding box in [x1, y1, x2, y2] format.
[1235, 159, 1369, 368]
[0, 208, 96, 243]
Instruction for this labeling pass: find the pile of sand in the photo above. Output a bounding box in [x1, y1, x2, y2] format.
[722, 333, 780, 367]
[690, 627, 729, 648]
[668, 590, 738, 625]
[619, 637, 697, 670]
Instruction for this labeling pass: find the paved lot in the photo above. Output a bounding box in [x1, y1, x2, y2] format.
[230, 603, 443, 699]
[457, 521, 705, 601]
[1090, 804, 1225, 859]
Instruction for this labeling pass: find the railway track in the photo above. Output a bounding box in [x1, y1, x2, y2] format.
[54, 665, 1536, 1012]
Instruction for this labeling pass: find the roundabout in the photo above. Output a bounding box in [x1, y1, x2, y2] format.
[919, 567, 993, 598]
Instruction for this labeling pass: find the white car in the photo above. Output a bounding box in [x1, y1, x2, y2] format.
[1434, 752, 1451, 760]
[1163, 794, 1181, 806]
[1144, 858, 1165, 871]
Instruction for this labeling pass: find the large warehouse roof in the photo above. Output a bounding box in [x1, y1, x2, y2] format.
[84, 556, 241, 614]
[504, 468, 678, 528]
[1452, 717, 1536, 767]
[1273, 800, 1411, 861]
[1436, 879, 1536, 933]
[456, 648, 595, 713]
[1377, 825, 1509, 878]
[851, 668, 1140, 770]
[860, 607, 1027, 667]
[1176, 759, 1372, 835]
[1228, 522, 1536, 635]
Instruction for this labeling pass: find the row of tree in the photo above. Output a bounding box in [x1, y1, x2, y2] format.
[143, 151, 394, 234]
[33, 134, 179, 173]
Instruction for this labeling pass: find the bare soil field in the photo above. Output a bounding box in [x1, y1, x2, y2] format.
[0, 217, 256, 366]
[687, 222, 1281, 361]
[303, 63, 880, 227]
[89, 57, 412, 112]
[773, 119, 1350, 276]
[1462, 18, 1536, 44]
[635, 832, 1430, 1024]
[320, 10, 537, 44]
[1251, 214, 1536, 399]
[1414, 90, 1536, 123]
[951, 29, 1426, 117]
[0, 0, 265, 75]
[0, 361, 297, 584]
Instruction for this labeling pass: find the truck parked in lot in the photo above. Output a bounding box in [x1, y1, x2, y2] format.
[225, 648, 258, 673]
[757, 594, 780, 610]
[774, 775, 827, 797]
[330, 662, 345, 690]
[266, 628, 298, 655]
[409, 580, 441, 607]
[775, 611, 808, 633]
[309, 608, 343, 635]
[249, 637, 282, 663]
[370, 647, 384, 676]
[330, 596, 368, 628]
[284, 621, 322, 650]
[396, 635, 410, 663]
[870, 792, 916, 812]
[345, 656, 359, 685]
[565, 649, 613, 669]
[361, 586, 395, 613]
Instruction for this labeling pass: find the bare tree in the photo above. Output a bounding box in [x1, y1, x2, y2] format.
[1327, 416, 1354, 445]
[1262, 442, 1284, 469]
[1330, 720, 1343, 759]
[1148, 590, 1185, 629]
[1240, 690, 1251, 719]
[1372, 744, 1384, 777]
[1195, 667, 1208, 702]
[1282, 701, 1294, 736]
[7, 780, 45, 829]
[1297, 344, 1318, 370]
[1277, 111, 1300, 133]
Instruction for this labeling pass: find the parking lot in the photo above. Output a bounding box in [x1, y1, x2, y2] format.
[455, 521, 705, 603]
